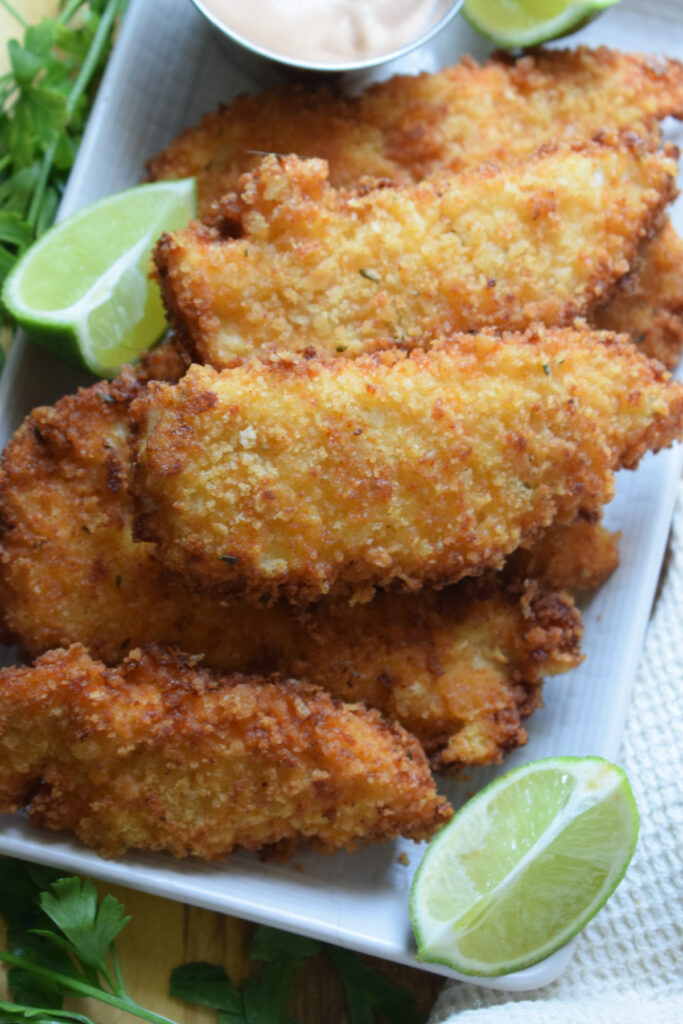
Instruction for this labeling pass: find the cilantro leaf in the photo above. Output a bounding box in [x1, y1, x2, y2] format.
[0, 859, 64, 929]
[23, 86, 69, 148]
[250, 927, 321, 965]
[0, 209, 33, 248]
[0, 165, 41, 215]
[0, 1001, 94, 1024]
[242, 962, 297, 1024]
[7, 40, 43, 86]
[326, 946, 422, 1024]
[169, 962, 244, 1017]
[6, 967, 65, 1011]
[0, 0, 126, 344]
[24, 20, 58, 59]
[39, 878, 131, 971]
[244, 926, 322, 1024]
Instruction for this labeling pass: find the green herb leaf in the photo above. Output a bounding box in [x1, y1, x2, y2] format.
[0, 0, 126, 345]
[250, 927, 321, 965]
[0, 209, 33, 247]
[23, 86, 69, 148]
[169, 962, 245, 1019]
[242, 927, 323, 1024]
[39, 878, 131, 971]
[7, 40, 43, 86]
[242, 964, 297, 1024]
[326, 946, 421, 1024]
[24, 20, 58, 59]
[0, 165, 41, 215]
[0, 999, 95, 1024]
[7, 967, 65, 1011]
[8, 96, 34, 166]
[33, 185, 59, 237]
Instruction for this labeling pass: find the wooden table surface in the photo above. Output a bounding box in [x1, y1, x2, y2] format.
[0, 5, 443, 1020]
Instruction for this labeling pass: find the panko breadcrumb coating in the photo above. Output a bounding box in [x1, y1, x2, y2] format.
[506, 520, 620, 593]
[0, 645, 452, 858]
[0, 370, 582, 771]
[147, 47, 683, 209]
[594, 222, 683, 369]
[147, 45, 683, 366]
[155, 140, 678, 365]
[130, 327, 683, 603]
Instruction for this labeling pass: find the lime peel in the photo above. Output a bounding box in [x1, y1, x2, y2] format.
[463, 0, 622, 48]
[410, 756, 638, 976]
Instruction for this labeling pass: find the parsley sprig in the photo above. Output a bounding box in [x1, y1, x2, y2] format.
[0, 0, 127, 329]
[0, 858, 423, 1023]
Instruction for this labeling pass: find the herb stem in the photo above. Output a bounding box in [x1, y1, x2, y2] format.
[0, 0, 27, 28]
[26, 0, 122, 230]
[0, 951, 178, 1024]
[58, 0, 88, 24]
[111, 945, 128, 997]
[98, 959, 121, 997]
[66, 0, 121, 116]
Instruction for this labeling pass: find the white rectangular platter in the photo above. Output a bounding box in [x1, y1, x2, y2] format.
[0, 0, 681, 993]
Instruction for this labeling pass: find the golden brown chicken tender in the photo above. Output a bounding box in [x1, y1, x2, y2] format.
[506, 520, 620, 593]
[0, 371, 583, 771]
[593, 222, 683, 369]
[155, 141, 677, 366]
[147, 46, 683, 210]
[130, 327, 683, 603]
[0, 645, 452, 858]
[147, 46, 683, 368]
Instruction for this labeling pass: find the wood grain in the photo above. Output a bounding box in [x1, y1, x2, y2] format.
[0, 4, 443, 1020]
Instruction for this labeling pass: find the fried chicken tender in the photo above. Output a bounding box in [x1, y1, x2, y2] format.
[147, 47, 683, 209]
[506, 520, 620, 592]
[155, 140, 677, 365]
[130, 326, 683, 603]
[147, 46, 683, 367]
[0, 372, 583, 771]
[593, 222, 683, 369]
[0, 645, 452, 858]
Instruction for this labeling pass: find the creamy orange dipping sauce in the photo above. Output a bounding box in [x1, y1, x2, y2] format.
[202, 0, 439, 64]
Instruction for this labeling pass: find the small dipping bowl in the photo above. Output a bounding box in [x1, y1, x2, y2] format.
[189, 0, 466, 79]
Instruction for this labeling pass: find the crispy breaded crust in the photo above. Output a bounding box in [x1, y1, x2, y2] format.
[291, 577, 583, 771]
[0, 644, 452, 859]
[147, 46, 683, 368]
[154, 140, 678, 366]
[593, 223, 683, 369]
[0, 374, 582, 770]
[130, 327, 683, 603]
[506, 520, 620, 593]
[146, 47, 683, 209]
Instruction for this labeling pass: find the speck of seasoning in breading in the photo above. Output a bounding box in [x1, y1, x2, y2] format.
[359, 268, 380, 282]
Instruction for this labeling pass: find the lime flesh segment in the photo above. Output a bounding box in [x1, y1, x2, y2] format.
[410, 756, 638, 976]
[463, 0, 622, 47]
[3, 179, 197, 377]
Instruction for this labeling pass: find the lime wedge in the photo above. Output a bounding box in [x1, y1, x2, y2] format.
[463, 0, 621, 48]
[2, 179, 197, 378]
[410, 756, 638, 976]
